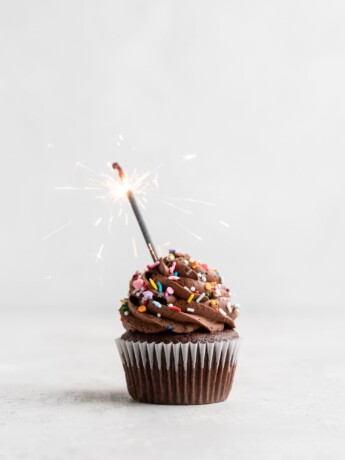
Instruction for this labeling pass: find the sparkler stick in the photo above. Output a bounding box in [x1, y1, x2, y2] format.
[112, 162, 158, 262]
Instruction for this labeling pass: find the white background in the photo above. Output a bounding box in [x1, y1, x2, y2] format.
[1, 1, 344, 459]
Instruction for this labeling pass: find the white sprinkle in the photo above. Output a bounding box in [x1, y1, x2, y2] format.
[187, 308, 195, 313]
[190, 286, 196, 292]
[157, 313, 161, 318]
[196, 293, 205, 302]
[219, 308, 227, 317]
[201, 276, 207, 282]
[124, 311, 129, 316]
[235, 303, 241, 308]
[168, 303, 173, 307]
[182, 259, 188, 265]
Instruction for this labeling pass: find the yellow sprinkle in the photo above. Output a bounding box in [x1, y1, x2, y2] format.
[149, 278, 158, 290]
[138, 305, 147, 313]
[205, 282, 212, 291]
[212, 281, 217, 286]
[210, 300, 216, 306]
[187, 293, 194, 304]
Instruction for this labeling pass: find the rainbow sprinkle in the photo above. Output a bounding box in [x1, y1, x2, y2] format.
[149, 278, 158, 290]
[196, 293, 205, 302]
[187, 293, 194, 304]
[157, 281, 163, 293]
[152, 301, 162, 308]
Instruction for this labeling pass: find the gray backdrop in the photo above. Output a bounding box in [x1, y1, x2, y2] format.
[1, 2, 345, 459]
[1, 1, 344, 323]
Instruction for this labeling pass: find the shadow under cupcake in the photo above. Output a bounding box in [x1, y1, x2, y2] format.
[116, 251, 240, 405]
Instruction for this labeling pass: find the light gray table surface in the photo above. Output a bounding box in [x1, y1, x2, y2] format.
[1, 307, 344, 460]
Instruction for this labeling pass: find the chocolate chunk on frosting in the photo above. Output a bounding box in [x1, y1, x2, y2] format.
[119, 252, 239, 334]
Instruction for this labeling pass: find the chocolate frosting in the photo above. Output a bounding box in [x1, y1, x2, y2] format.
[119, 252, 239, 334]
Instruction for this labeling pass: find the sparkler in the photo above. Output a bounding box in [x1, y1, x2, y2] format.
[112, 163, 158, 262]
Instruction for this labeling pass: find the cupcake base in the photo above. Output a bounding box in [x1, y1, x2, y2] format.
[116, 330, 240, 405]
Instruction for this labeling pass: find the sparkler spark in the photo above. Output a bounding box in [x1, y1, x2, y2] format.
[219, 220, 230, 228]
[42, 221, 73, 241]
[94, 217, 102, 227]
[132, 237, 138, 258]
[96, 243, 104, 262]
[159, 200, 194, 215]
[187, 198, 216, 206]
[182, 154, 197, 161]
[175, 221, 203, 241]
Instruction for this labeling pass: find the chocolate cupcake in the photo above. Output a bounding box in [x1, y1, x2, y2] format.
[116, 251, 240, 405]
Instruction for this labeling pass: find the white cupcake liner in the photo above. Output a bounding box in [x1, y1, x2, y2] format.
[115, 337, 240, 405]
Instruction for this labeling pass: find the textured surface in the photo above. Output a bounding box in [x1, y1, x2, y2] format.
[1, 308, 344, 459]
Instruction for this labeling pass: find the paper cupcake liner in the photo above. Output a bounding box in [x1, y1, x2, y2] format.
[115, 337, 240, 405]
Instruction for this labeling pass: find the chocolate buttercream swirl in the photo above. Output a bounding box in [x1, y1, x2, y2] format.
[119, 252, 239, 334]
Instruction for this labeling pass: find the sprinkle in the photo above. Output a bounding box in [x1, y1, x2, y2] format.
[214, 290, 221, 297]
[133, 279, 144, 290]
[147, 261, 160, 269]
[201, 263, 208, 270]
[168, 303, 173, 307]
[190, 286, 196, 292]
[201, 276, 207, 282]
[196, 293, 205, 302]
[219, 308, 227, 317]
[168, 253, 175, 260]
[205, 282, 212, 291]
[122, 305, 129, 312]
[192, 263, 198, 269]
[210, 300, 216, 306]
[157, 313, 161, 317]
[226, 288, 230, 292]
[187, 307, 195, 313]
[120, 317, 124, 322]
[217, 283, 222, 288]
[220, 276, 225, 284]
[138, 305, 146, 313]
[182, 259, 188, 265]
[124, 311, 129, 316]
[234, 303, 241, 308]
[168, 276, 180, 280]
[143, 291, 153, 300]
[157, 281, 163, 293]
[152, 301, 162, 308]
[167, 325, 173, 331]
[169, 262, 176, 274]
[174, 271, 179, 276]
[166, 286, 174, 295]
[149, 278, 158, 290]
[190, 258, 195, 263]
[169, 249, 176, 254]
[187, 293, 194, 303]
[169, 306, 181, 312]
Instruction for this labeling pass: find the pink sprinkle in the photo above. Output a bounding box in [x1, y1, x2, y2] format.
[169, 262, 176, 274]
[166, 287, 174, 295]
[168, 276, 180, 280]
[133, 279, 144, 290]
[147, 261, 160, 269]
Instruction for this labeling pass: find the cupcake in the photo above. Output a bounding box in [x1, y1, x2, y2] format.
[116, 251, 240, 405]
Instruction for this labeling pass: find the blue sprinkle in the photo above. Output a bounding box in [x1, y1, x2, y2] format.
[152, 301, 162, 308]
[216, 271, 220, 275]
[167, 325, 173, 331]
[157, 281, 163, 293]
[174, 271, 179, 276]
[169, 249, 176, 254]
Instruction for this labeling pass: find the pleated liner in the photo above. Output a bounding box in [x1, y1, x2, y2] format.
[115, 338, 240, 405]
